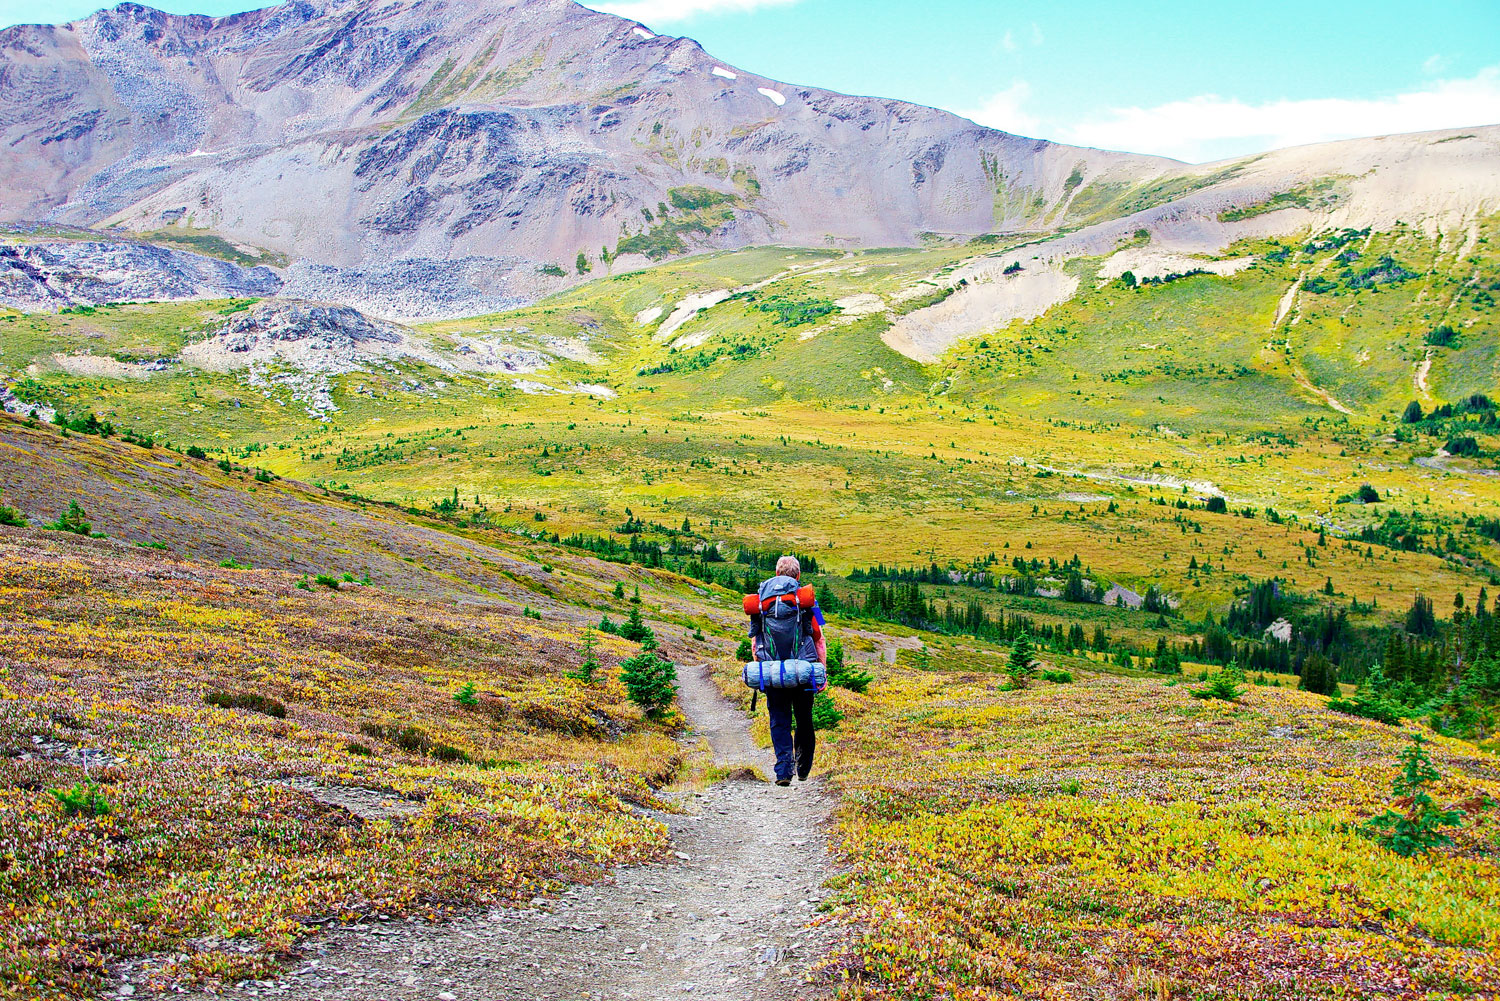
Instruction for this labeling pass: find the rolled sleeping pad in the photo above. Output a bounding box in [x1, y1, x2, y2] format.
[742, 585, 816, 615]
[743, 658, 827, 690]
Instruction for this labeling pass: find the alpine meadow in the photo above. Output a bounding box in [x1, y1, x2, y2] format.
[1, 1, 1498, 999]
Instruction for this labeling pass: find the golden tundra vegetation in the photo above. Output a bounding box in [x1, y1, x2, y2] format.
[2, 216, 1499, 999]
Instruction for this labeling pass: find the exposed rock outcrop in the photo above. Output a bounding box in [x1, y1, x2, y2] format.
[0, 239, 280, 310]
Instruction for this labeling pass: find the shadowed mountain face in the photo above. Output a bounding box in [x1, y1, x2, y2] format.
[0, 0, 1167, 314]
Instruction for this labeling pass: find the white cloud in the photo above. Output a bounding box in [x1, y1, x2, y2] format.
[1000, 30, 1016, 53]
[583, 0, 802, 24]
[1055, 66, 1500, 163]
[955, 81, 1042, 138]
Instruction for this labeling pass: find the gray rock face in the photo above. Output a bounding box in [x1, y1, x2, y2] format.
[0, 0, 1166, 314]
[0, 239, 281, 309]
[217, 300, 400, 353]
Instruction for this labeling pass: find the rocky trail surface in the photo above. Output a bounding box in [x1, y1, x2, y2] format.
[180, 665, 837, 1001]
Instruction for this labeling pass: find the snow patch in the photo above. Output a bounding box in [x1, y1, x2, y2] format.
[632, 26, 653, 38]
[1265, 618, 1293, 644]
[572, 383, 617, 399]
[883, 265, 1079, 364]
[512, 380, 559, 395]
[832, 293, 885, 323]
[655, 289, 733, 343]
[1097, 249, 1256, 283]
[757, 87, 786, 106]
[635, 305, 664, 326]
[712, 67, 737, 80]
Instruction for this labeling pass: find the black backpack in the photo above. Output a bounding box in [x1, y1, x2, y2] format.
[755, 575, 816, 662]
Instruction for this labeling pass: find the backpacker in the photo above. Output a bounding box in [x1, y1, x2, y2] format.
[744, 574, 818, 663]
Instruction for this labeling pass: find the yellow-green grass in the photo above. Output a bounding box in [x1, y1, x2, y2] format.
[5, 217, 1498, 631]
[0, 528, 692, 998]
[814, 665, 1500, 1000]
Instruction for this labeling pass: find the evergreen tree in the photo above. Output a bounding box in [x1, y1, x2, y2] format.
[619, 604, 651, 644]
[1153, 636, 1181, 674]
[0, 490, 26, 528]
[1006, 633, 1037, 688]
[1299, 653, 1339, 696]
[1384, 631, 1408, 683]
[826, 638, 873, 693]
[568, 631, 601, 682]
[736, 637, 754, 661]
[44, 500, 91, 536]
[619, 649, 677, 719]
[810, 690, 843, 729]
[1363, 733, 1465, 856]
[1405, 594, 1438, 638]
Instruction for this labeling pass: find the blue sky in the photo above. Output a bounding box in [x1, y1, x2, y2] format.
[9, 0, 1500, 161]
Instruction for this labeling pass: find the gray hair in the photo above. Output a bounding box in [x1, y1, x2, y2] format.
[775, 555, 801, 578]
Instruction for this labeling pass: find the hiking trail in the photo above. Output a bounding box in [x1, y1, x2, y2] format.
[190, 664, 836, 1000]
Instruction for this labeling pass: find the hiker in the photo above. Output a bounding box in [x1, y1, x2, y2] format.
[747, 555, 826, 786]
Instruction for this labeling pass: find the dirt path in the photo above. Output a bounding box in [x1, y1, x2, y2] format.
[187, 666, 836, 1000]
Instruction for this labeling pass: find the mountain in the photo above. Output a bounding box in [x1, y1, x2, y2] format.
[3, 0, 1170, 316]
[2, 0, 1497, 325]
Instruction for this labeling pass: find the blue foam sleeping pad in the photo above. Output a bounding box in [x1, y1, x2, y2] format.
[743, 659, 826, 690]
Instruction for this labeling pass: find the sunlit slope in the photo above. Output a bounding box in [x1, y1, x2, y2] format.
[4, 209, 1499, 617]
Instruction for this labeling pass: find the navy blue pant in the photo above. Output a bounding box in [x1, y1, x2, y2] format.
[765, 687, 815, 782]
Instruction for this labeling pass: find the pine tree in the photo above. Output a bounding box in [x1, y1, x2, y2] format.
[1299, 653, 1338, 696]
[810, 690, 843, 729]
[826, 638, 873, 693]
[619, 649, 677, 719]
[1006, 633, 1037, 688]
[44, 500, 91, 536]
[619, 604, 651, 644]
[1363, 733, 1465, 856]
[568, 631, 601, 682]
[0, 490, 27, 528]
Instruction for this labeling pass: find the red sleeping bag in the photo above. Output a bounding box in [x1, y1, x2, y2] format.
[743, 585, 815, 615]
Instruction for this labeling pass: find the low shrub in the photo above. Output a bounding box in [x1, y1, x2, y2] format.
[205, 690, 287, 718]
[0, 491, 27, 528]
[50, 782, 110, 818]
[811, 690, 844, 729]
[43, 500, 91, 536]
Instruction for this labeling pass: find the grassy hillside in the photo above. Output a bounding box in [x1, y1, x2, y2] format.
[1, 421, 1498, 999]
[811, 664, 1500, 1000]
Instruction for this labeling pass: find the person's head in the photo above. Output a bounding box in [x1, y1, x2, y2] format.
[775, 555, 801, 579]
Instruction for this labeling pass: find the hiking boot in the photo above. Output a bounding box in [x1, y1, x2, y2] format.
[775, 778, 791, 787]
[797, 771, 809, 782]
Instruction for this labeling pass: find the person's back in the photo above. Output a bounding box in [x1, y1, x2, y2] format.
[746, 555, 826, 786]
